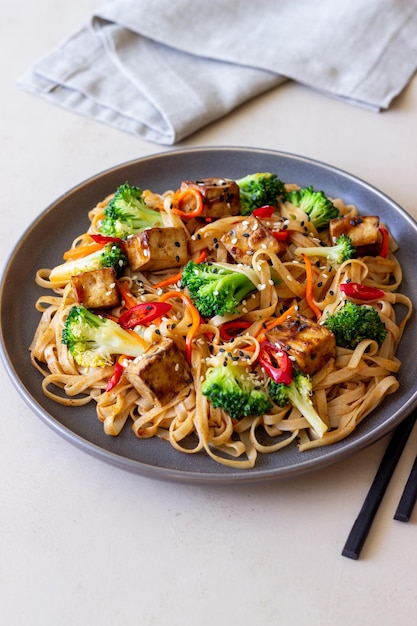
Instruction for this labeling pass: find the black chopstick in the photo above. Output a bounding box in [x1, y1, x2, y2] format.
[342, 408, 417, 560]
[394, 453, 417, 522]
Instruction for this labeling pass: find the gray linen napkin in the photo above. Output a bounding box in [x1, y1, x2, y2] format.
[19, 0, 417, 145]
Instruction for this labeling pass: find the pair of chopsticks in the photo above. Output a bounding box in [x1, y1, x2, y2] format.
[342, 408, 417, 560]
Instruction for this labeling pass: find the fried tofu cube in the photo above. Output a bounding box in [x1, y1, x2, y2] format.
[329, 215, 380, 256]
[221, 214, 283, 265]
[266, 314, 336, 376]
[125, 337, 191, 406]
[180, 177, 240, 218]
[71, 268, 120, 309]
[124, 227, 188, 272]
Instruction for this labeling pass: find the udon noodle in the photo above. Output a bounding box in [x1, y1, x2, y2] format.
[29, 179, 412, 468]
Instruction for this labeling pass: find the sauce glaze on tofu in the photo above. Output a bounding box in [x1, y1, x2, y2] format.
[266, 314, 336, 376]
[124, 227, 188, 272]
[221, 214, 284, 265]
[125, 337, 191, 406]
[71, 267, 120, 309]
[329, 215, 381, 256]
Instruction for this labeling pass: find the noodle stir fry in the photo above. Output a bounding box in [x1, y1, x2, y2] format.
[30, 174, 412, 468]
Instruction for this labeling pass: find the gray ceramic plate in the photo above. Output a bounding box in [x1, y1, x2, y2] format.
[1, 147, 416, 484]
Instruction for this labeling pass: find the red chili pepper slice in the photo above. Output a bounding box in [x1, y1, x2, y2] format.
[118, 301, 172, 329]
[90, 233, 127, 254]
[258, 341, 293, 385]
[271, 230, 289, 242]
[220, 320, 251, 341]
[378, 226, 390, 258]
[106, 356, 133, 392]
[252, 205, 276, 218]
[340, 282, 385, 301]
[90, 234, 125, 246]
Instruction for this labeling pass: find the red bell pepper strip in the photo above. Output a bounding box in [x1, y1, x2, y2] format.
[220, 320, 251, 341]
[106, 355, 132, 392]
[252, 205, 275, 218]
[258, 341, 293, 385]
[340, 282, 385, 301]
[119, 302, 172, 329]
[252, 206, 289, 241]
[378, 226, 390, 258]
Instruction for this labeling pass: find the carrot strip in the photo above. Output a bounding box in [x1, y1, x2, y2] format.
[152, 250, 207, 290]
[302, 254, 322, 320]
[159, 290, 201, 364]
[118, 281, 137, 310]
[152, 271, 183, 291]
[255, 304, 298, 342]
[171, 188, 204, 219]
[62, 242, 104, 260]
[126, 329, 149, 349]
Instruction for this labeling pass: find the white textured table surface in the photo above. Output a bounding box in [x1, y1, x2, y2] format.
[1, 3, 417, 625]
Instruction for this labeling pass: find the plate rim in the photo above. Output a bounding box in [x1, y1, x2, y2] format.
[1, 145, 417, 484]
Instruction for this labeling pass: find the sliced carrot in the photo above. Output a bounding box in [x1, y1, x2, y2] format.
[158, 290, 201, 364]
[152, 250, 207, 290]
[62, 242, 104, 260]
[255, 304, 298, 342]
[118, 281, 137, 310]
[171, 188, 204, 219]
[302, 254, 322, 320]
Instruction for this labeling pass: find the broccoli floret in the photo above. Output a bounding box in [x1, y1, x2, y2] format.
[62, 305, 146, 367]
[181, 261, 257, 317]
[50, 243, 127, 284]
[202, 362, 272, 419]
[323, 301, 387, 349]
[269, 370, 328, 437]
[286, 185, 340, 229]
[99, 182, 163, 238]
[294, 234, 356, 266]
[235, 172, 286, 216]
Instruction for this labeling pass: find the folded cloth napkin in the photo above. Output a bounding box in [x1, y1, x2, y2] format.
[19, 0, 417, 145]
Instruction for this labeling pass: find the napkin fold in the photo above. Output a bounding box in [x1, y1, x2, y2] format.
[19, 0, 417, 144]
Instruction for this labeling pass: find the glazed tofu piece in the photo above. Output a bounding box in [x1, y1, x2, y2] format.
[221, 214, 284, 265]
[266, 314, 336, 376]
[180, 177, 240, 218]
[71, 268, 120, 309]
[124, 227, 188, 272]
[329, 215, 380, 256]
[125, 337, 191, 406]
